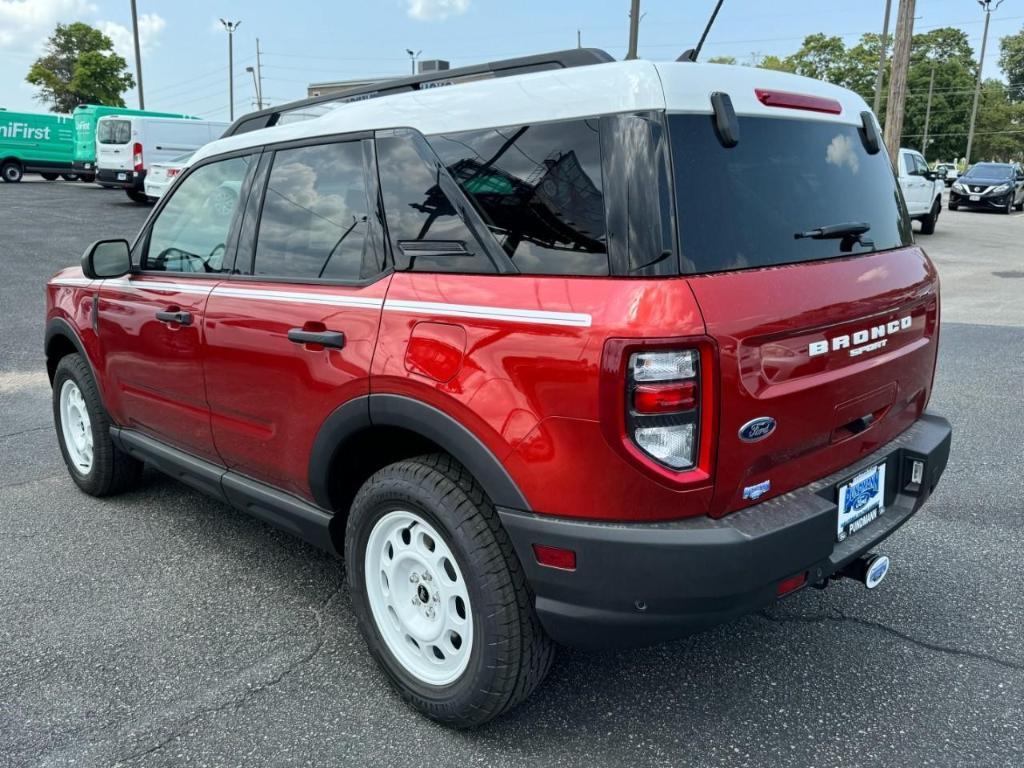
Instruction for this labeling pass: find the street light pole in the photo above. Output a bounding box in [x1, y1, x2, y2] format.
[872, 0, 893, 115]
[406, 49, 421, 75]
[220, 19, 241, 121]
[965, 0, 1003, 165]
[129, 0, 145, 109]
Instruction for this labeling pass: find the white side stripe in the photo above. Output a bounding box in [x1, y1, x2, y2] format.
[50, 278, 93, 288]
[212, 286, 385, 310]
[63, 279, 592, 328]
[383, 299, 592, 328]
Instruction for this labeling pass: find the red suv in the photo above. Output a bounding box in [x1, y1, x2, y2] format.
[45, 53, 951, 727]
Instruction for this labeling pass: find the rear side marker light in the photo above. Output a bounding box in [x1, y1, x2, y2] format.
[532, 544, 576, 571]
[634, 382, 697, 414]
[755, 88, 842, 115]
[777, 571, 808, 597]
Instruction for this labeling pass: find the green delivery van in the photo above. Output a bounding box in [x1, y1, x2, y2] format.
[72, 105, 194, 180]
[0, 109, 75, 182]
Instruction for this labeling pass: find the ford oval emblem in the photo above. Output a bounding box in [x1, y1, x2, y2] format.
[739, 417, 776, 442]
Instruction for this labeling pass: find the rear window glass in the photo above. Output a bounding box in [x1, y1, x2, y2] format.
[668, 115, 911, 274]
[97, 119, 131, 144]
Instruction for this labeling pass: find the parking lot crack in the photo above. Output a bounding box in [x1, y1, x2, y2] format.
[110, 579, 345, 767]
[0, 424, 49, 439]
[759, 608, 1024, 673]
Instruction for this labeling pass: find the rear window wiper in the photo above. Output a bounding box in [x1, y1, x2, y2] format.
[794, 222, 873, 253]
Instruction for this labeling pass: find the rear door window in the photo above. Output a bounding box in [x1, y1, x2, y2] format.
[668, 115, 911, 274]
[429, 119, 609, 276]
[98, 119, 131, 144]
[251, 140, 383, 281]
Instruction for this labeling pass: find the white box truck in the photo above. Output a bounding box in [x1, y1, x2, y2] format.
[95, 115, 228, 202]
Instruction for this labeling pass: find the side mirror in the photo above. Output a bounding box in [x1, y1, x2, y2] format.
[81, 239, 131, 279]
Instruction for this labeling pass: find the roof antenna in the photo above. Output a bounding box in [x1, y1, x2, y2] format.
[678, 0, 726, 62]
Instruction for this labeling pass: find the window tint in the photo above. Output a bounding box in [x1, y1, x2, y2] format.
[668, 115, 911, 274]
[143, 155, 252, 273]
[964, 163, 1013, 179]
[376, 132, 494, 274]
[253, 141, 381, 281]
[429, 119, 608, 275]
[98, 119, 131, 144]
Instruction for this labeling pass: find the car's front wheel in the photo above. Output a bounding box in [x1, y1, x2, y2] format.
[346, 454, 554, 728]
[52, 353, 143, 496]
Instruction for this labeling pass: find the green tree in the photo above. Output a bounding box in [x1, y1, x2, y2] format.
[757, 54, 794, 73]
[972, 80, 1024, 161]
[783, 34, 848, 83]
[998, 25, 1024, 102]
[26, 22, 134, 112]
[706, 55, 737, 65]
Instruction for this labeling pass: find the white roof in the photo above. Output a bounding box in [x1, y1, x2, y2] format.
[193, 60, 871, 164]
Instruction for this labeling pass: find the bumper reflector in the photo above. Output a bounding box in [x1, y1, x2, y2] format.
[776, 571, 808, 597]
[533, 544, 577, 571]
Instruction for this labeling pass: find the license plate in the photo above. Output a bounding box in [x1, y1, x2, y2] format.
[969, 194, 980, 201]
[836, 463, 885, 541]
[117, 172, 127, 181]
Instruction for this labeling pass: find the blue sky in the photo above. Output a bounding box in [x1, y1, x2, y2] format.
[2, 0, 1023, 119]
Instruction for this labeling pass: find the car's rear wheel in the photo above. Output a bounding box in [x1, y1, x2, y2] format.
[346, 453, 555, 728]
[919, 198, 940, 234]
[1015, 197, 1023, 212]
[52, 354, 143, 496]
[126, 189, 150, 204]
[2, 161, 23, 182]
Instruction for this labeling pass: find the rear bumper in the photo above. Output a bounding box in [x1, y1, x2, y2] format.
[96, 168, 145, 190]
[500, 412, 951, 649]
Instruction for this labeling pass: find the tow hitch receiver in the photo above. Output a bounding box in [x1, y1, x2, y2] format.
[837, 553, 890, 589]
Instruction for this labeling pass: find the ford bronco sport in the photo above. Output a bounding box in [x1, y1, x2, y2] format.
[45, 50, 951, 728]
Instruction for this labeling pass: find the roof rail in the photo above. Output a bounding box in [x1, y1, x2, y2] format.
[224, 48, 615, 137]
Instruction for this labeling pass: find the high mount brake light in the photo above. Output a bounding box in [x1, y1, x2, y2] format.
[755, 88, 842, 115]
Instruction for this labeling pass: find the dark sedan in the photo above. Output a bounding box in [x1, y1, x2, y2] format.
[949, 163, 1024, 213]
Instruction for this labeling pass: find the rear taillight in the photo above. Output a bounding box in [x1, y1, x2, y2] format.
[166, 167, 180, 178]
[627, 350, 700, 470]
[132, 142, 143, 172]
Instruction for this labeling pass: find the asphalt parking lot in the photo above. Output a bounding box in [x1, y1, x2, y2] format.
[1, 179, 1022, 768]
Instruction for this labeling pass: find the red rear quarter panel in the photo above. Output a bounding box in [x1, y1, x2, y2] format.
[376, 273, 709, 521]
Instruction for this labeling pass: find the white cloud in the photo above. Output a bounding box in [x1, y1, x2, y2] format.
[0, 0, 96, 50]
[406, 0, 470, 21]
[97, 12, 166, 60]
[826, 133, 860, 175]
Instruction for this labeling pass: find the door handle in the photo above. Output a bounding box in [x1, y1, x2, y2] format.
[287, 329, 345, 349]
[155, 310, 192, 325]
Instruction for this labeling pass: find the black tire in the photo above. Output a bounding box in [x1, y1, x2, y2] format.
[345, 454, 555, 728]
[2, 161, 23, 183]
[919, 198, 940, 234]
[41, 172, 60, 181]
[126, 189, 150, 204]
[948, 201, 959, 211]
[61, 173, 79, 181]
[1002, 198, 1013, 215]
[80, 173, 96, 183]
[52, 354, 143, 496]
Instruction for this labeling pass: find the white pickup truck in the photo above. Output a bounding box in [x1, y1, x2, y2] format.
[897, 148, 944, 234]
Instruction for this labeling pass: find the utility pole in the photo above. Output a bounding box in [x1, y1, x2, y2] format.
[883, 0, 915, 163]
[966, 0, 1003, 165]
[246, 67, 262, 110]
[130, 0, 145, 109]
[626, 0, 640, 60]
[220, 19, 241, 121]
[577, 29, 581, 48]
[255, 38, 264, 110]
[921, 64, 935, 155]
[406, 49, 421, 75]
[872, 0, 893, 115]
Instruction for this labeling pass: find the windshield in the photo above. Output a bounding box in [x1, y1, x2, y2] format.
[668, 114, 911, 274]
[97, 119, 131, 145]
[963, 163, 1013, 179]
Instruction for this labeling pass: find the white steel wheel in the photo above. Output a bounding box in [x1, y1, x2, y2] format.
[364, 509, 473, 686]
[59, 379, 93, 474]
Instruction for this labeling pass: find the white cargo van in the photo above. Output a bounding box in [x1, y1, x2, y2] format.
[95, 115, 228, 203]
